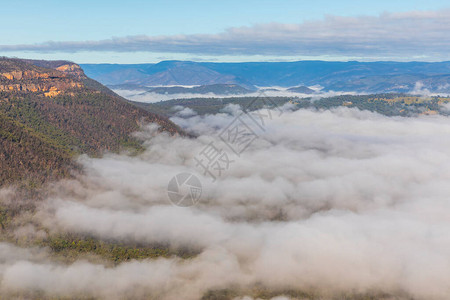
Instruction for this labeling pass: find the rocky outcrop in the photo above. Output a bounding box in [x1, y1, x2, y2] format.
[0, 70, 55, 80]
[0, 60, 84, 97]
[55, 63, 86, 79]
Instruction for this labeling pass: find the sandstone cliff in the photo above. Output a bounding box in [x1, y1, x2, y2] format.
[0, 58, 85, 97]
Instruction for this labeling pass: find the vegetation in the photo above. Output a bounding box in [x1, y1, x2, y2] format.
[0, 58, 182, 186]
[140, 93, 450, 118]
[46, 235, 198, 263]
[201, 288, 408, 300]
[294, 93, 449, 116]
[0, 111, 75, 186]
[132, 96, 290, 116]
[0, 197, 198, 264]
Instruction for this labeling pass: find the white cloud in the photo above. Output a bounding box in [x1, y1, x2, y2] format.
[112, 89, 355, 103]
[4, 107, 450, 299]
[2, 10, 450, 60]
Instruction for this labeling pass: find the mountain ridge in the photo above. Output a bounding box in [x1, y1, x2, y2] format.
[0, 57, 182, 186]
[109, 83, 255, 95]
[81, 60, 450, 93]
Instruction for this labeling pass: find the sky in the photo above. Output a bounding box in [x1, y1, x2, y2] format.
[1, 0, 450, 63]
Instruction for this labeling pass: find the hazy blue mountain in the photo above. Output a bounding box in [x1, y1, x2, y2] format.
[149, 84, 253, 95]
[109, 83, 254, 95]
[81, 60, 450, 93]
[286, 86, 316, 94]
[82, 61, 245, 87]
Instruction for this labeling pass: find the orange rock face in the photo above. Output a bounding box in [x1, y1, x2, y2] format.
[44, 86, 62, 97]
[0, 64, 84, 96]
[1, 73, 14, 80]
[55, 64, 85, 79]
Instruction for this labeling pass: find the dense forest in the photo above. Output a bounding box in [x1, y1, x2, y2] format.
[139, 93, 450, 117]
[0, 58, 182, 186]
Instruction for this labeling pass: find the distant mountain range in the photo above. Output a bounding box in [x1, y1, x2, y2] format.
[108, 83, 254, 95]
[81, 60, 450, 94]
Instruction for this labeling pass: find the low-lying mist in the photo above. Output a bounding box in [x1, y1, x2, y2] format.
[2, 105, 450, 299]
[112, 88, 355, 103]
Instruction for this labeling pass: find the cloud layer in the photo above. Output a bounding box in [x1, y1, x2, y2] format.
[2, 106, 450, 299]
[2, 10, 450, 60]
[112, 88, 353, 103]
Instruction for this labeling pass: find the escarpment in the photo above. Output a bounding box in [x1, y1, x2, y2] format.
[0, 59, 86, 97]
[0, 57, 183, 186]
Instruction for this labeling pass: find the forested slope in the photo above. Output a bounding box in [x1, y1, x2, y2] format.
[0, 57, 181, 186]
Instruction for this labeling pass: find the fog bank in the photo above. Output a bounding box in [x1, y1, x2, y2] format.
[2, 106, 450, 299]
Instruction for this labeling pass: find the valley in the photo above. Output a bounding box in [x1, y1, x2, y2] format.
[4, 1, 450, 299]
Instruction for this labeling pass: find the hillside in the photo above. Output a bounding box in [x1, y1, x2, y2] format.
[138, 93, 450, 118]
[82, 60, 450, 93]
[0, 57, 181, 186]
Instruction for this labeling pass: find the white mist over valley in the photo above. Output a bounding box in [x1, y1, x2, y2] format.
[2, 105, 450, 299]
[3, 1, 450, 299]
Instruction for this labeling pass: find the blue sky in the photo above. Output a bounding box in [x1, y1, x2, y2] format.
[1, 0, 450, 63]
